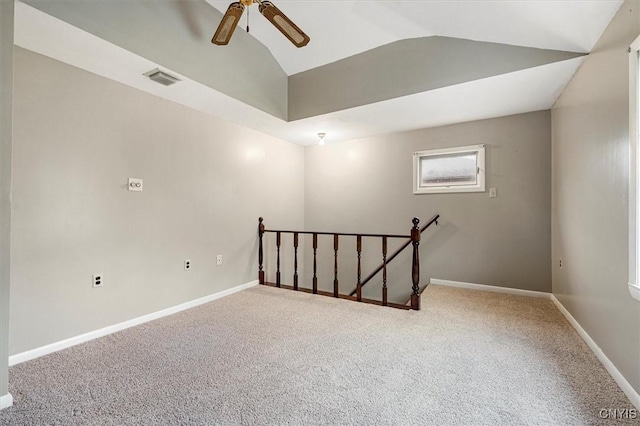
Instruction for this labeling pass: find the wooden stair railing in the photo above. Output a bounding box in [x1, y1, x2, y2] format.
[348, 214, 440, 297]
[257, 216, 438, 311]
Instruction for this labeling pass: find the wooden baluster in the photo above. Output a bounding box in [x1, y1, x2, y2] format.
[276, 231, 281, 288]
[258, 217, 265, 285]
[356, 235, 362, 302]
[312, 233, 318, 294]
[293, 232, 299, 291]
[333, 234, 339, 297]
[382, 236, 388, 306]
[410, 217, 421, 310]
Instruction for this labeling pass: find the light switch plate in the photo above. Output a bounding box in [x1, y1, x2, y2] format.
[128, 178, 143, 192]
[489, 188, 497, 198]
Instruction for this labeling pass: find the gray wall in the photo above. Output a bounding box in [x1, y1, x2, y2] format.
[0, 0, 14, 402]
[303, 111, 551, 303]
[9, 48, 304, 355]
[552, 0, 640, 394]
[22, 0, 289, 120]
[289, 37, 583, 121]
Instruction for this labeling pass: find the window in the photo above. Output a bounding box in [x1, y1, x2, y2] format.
[413, 144, 485, 194]
[628, 35, 640, 301]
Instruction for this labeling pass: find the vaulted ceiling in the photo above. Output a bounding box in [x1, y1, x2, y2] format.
[15, 0, 622, 145]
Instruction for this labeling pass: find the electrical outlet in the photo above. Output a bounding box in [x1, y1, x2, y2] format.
[184, 259, 191, 271]
[216, 255, 223, 266]
[128, 178, 143, 192]
[92, 273, 103, 288]
[559, 258, 563, 269]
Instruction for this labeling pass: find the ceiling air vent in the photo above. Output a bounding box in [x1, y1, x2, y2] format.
[143, 68, 180, 86]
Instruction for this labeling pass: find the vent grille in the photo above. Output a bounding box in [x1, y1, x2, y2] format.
[144, 68, 180, 86]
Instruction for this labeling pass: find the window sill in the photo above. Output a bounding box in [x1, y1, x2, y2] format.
[629, 283, 640, 301]
[413, 186, 485, 195]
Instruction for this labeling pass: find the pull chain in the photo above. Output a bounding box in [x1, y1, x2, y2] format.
[246, 6, 250, 33]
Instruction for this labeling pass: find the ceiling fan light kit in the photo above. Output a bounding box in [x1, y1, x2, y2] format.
[212, 0, 310, 48]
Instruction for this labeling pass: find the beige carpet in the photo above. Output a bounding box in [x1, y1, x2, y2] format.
[0, 284, 636, 425]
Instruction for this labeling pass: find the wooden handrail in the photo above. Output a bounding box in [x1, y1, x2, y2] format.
[264, 230, 410, 239]
[348, 214, 439, 296]
[257, 216, 437, 311]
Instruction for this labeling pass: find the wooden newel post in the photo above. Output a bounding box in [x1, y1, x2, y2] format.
[293, 232, 299, 291]
[276, 231, 281, 288]
[312, 233, 318, 294]
[382, 236, 388, 307]
[356, 235, 362, 302]
[410, 217, 421, 310]
[333, 234, 339, 298]
[258, 217, 265, 285]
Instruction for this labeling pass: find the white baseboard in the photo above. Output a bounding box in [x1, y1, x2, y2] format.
[9, 280, 258, 366]
[0, 393, 12, 410]
[550, 295, 640, 410]
[429, 278, 552, 299]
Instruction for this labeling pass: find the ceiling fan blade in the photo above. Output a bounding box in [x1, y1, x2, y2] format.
[258, 1, 310, 48]
[211, 2, 245, 46]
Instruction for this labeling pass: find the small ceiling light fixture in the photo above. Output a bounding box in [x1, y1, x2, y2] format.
[143, 68, 181, 86]
[317, 132, 326, 146]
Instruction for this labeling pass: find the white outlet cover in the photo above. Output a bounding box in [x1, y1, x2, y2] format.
[184, 259, 191, 270]
[216, 255, 222, 265]
[92, 273, 103, 288]
[489, 188, 497, 198]
[128, 178, 143, 192]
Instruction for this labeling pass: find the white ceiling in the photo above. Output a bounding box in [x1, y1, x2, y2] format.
[14, 0, 622, 146]
[206, 0, 622, 75]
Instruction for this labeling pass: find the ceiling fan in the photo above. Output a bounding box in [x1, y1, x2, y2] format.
[211, 0, 310, 48]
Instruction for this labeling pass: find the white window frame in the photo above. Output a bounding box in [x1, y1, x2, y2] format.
[413, 144, 486, 194]
[628, 35, 640, 301]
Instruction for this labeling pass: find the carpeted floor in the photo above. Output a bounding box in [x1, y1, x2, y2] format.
[0, 284, 636, 425]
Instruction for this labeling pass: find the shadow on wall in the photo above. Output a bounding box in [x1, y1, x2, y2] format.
[422, 220, 459, 261]
[245, 235, 260, 283]
[173, 0, 206, 38]
[360, 219, 460, 304]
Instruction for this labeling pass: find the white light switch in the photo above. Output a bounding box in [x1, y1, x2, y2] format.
[128, 178, 143, 192]
[489, 188, 497, 198]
